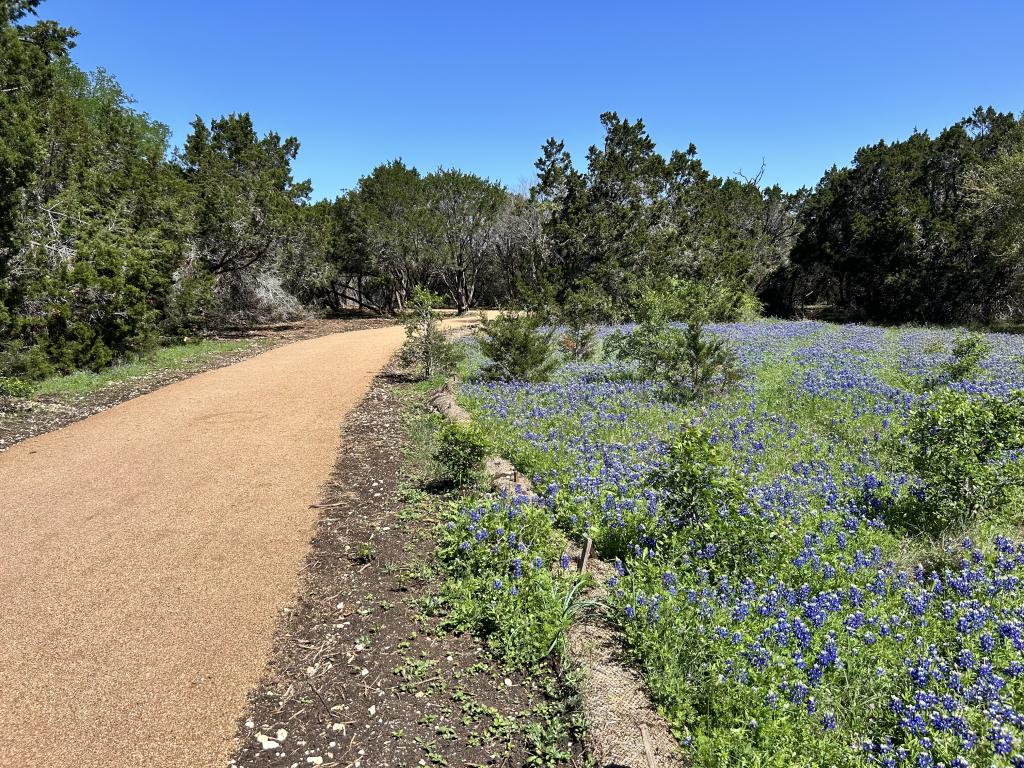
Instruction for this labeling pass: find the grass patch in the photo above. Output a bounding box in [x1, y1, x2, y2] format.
[29, 339, 262, 398]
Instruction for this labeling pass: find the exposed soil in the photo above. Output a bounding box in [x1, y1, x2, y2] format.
[0, 314, 396, 451]
[230, 371, 583, 768]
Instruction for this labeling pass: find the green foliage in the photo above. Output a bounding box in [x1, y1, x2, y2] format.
[630, 278, 762, 324]
[434, 421, 487, 487]
[398, 286, 463, 379]
[790, 107, 1024, 324]
[424, 169, 506, 313]
[326, 162, 515, 315]
[927, 331, 991, 387]
[654, 426, 744, 527]
[674, 279, 762, 323]
[532, 113, 794, 322]
[178, 112, 311, 279]
[608, 315, 742, 402]
[0, 338, 53, 380]
[887, 389, 1024, 535]
[0, 1, 76, 256]
[1, 55, 185, 375]
[163, 267, 217, 333]
[651, 426, 774, 571]
[0, 375, 30, 398]
[436, 497, 584, 666]
[555, 287, 603, 361]
[476, 311, 559, 382]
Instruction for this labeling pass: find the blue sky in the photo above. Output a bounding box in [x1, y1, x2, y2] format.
[41, 0, 1024, 200]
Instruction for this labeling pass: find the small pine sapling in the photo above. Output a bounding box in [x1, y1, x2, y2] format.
[476, 311, 559, 382]
[399, 286, 463, 380]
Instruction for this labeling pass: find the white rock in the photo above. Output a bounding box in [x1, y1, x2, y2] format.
[261, 740, 280, 750]
[276, 728, 288, 742]
[306, 758, 323, 766]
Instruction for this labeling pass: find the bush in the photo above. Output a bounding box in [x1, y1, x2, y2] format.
[399, 286, 464, 379]
[476, 311, 559, 382]
[0, 376, 31, 398]
[164, 266, 218, 333]
[556, 287, 603, 362]
[6, 229, 166, 375]
[435, 421, 488, 487]
[608, 318, 741, 402]
[887, 389, 1024, 535]
[648, 425, 775, 571]
[0, 340, 54, 381]
[926, 330, 991, 388]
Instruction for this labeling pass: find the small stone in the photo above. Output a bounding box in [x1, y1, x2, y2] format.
[368, 704, 376, 716]
[261, 740, 280, 750]
[503, 678, 513, 687]
[276, 728, 288, 742]
[306, 758, 323, 766]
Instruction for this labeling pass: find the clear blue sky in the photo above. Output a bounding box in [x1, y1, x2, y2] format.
[41, 0, 1024, 201]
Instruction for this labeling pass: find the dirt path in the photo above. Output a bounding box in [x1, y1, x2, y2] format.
[0, 323, 449, 768]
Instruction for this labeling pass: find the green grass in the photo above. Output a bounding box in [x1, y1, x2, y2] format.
[30, 339, 262, 398]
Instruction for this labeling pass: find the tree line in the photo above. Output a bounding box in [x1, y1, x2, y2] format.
[2, 1, 1023, 381]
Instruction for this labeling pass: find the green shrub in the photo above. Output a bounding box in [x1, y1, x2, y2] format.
[7, 229, 166, 375]
[0, 340, 55, 381]
[0, 376, 31, 398]
[887, 389, 1024, 535]
[926, 330, 991, 388]
[654, 426, 743, 526]
[434, 421, 488, 487]
[476, 311, 559, 382]
[608, 319, 741, 402]
[556, 287, 603, 362]
[164, 267, 218, 333]
[649, 425, 775, 571]
[399, 286, 464, 380]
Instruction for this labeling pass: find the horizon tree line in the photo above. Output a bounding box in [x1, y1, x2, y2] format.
[2, 1, 1023, 382]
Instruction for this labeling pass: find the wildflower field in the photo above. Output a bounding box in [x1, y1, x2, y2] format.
[441, 321, 1024, 768]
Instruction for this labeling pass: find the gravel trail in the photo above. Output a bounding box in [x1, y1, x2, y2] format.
[0, 325, 415, 767]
